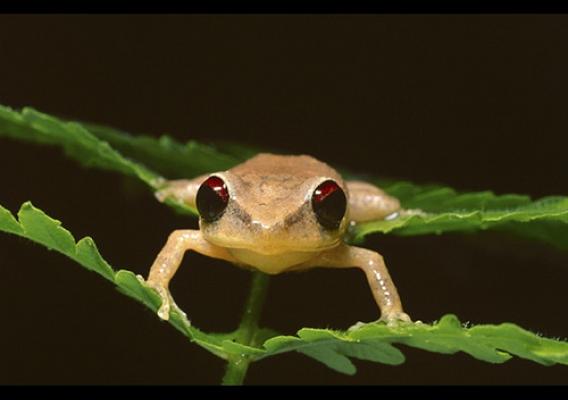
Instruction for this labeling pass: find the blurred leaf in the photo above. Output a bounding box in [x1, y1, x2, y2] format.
[0, 105, 158, 187]
[1, 105, 567, 249]
[82, 122, 242, 179]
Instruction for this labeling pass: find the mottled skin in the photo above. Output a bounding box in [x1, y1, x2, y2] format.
[145, 153, 410, 325]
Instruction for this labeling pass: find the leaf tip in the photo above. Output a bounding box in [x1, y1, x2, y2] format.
[436, 314, 463, 329]
[19, 200, 35, 211]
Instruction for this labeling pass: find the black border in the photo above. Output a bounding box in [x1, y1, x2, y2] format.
[3, 1, 568, 14]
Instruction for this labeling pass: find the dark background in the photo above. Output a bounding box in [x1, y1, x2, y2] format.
[0, 14, 567, 384]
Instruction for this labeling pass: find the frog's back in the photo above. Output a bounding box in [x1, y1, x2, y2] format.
[230, 153, 342, 183]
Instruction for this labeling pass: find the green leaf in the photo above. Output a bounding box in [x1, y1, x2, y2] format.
[1, 201, 567, 374]
[82, 122, 244, 179]
[0, 201, 230, 358]
[0, 105, 159, 188]
[298, 345, 357, 375]
[352, 182, 568, 250]
[260, 315, 568, 373]
[0, 204, 23, 235]
[75, 238, 115, 282]
[18, 202, 77, 255]
[0, 104, 198, 216]
[14, 202, 114, 283]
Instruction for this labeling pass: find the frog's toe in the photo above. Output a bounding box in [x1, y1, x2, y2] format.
[347, 321, 368, 331]
[169, 300, 190, 323]
[151, 177, 167, 189]
[154, 189, 170, 203]
[157, 294, 190, 324]
[157, 300, 171, 321]
[381, 311, 412, 327]
[143, 279, 173, 321]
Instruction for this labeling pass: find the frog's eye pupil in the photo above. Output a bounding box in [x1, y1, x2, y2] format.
[311, 180, 347, 230]
[196, 176, 229, 222]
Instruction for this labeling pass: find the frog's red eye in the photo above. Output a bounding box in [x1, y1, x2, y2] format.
[311, 180, 347, 230]
[196, 176, 229, 222]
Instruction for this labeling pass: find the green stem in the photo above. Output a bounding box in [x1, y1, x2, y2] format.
[222, 271, 270, 385]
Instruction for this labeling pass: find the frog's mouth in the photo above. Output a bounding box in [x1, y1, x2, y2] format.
[205, 235, 341, 256]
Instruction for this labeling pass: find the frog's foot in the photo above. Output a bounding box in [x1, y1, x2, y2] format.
[399, 208, 427, 218]
[155, 187, 173, 203]
[348, 313, 415, 331]
[347, 321, 368, 331]
[169, 298, 188, 322]
[379, 311, 413, 327]
[154, 179, 194, 203]
[151, 177, 167, 190]
[150, 283, 173, 320]
[136, 275, 180, 321]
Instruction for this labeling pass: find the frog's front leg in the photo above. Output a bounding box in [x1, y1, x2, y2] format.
[145, 230, 238, 320]
[300, 244, 411, 325]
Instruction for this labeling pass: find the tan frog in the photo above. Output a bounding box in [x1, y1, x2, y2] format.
[144, 153, 411, 325]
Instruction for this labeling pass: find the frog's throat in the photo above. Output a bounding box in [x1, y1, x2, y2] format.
[206, 237, 340, 256]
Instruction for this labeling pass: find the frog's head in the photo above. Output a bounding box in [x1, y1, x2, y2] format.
[195, 171, 349, 255]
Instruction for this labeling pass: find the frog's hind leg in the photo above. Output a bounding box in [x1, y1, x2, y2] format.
[154, 174, 210, 208]
[346, 180, 401, 222]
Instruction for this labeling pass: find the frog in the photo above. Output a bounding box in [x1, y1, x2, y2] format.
[143, 153, 412, 325]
